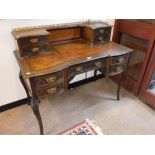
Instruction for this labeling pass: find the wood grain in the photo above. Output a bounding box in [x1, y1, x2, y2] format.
[14, 40, 132, 78]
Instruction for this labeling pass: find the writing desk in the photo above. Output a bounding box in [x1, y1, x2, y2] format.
[13, 21, 133, 134]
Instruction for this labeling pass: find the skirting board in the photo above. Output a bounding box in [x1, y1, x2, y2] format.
[0, 98, 28, 112]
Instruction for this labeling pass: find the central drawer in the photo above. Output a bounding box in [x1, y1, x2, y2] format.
[68, 58, 107, 77]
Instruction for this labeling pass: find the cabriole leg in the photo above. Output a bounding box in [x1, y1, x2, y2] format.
[31, 96, 44, 135]
[19, 71, 31, 105]
[117, 72, 128, 100]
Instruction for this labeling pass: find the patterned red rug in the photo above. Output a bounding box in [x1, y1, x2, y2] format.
[59, 119, 103, 135]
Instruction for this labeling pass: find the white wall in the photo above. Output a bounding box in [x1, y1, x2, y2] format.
[0, 19, 114, 106]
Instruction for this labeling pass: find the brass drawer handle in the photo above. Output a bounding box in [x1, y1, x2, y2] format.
[98, 36, 104, 41]
[95, 61, 101, 67]
[47, 88, 56, 94]
[46, 76, 56, 82]
[30, 38, 39, 43]
[76, 66, 83, 72]
[116, 66, 123, 72]
[32, 47, 39, 53]
[118, 57, 125, 63]
[98, 29, 104, 34]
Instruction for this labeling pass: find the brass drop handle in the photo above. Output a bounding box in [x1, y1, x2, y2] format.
[118, 57, 125, 63]
[30, 38, 39, 43]
[98, 36, 104, 41]
[98, 29, 104, 34]
[76, 66, 83, 72]
[95, 61, 101, 67]
[32, 47, 39, 53]
[47, 88, 56, 94]
[116, 66, 123, 72]
[46, 76, 56, 82]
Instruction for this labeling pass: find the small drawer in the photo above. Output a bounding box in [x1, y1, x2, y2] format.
[36, 71, 63, 88]
[37, 86, 57, 97]
[94, 27, 111, 44]
[36, 71, 64, 97]
[68, 63, 85, 77]
[22, 44, 49, 56]
[97, 28, 105, 34]
[109, 64, 126, 76]
[96, 27, 111, 35]
[20, 36, 48, 45]
[37, 81, 64, 97]
[111, 54, 128, 64]
[37, 77, 57, 88]
[86, 59, 104, 70]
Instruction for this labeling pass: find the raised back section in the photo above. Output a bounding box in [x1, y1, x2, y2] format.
[47, 27, 82, 43]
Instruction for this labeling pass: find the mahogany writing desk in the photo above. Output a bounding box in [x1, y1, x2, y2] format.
[12, 21, 133, 134]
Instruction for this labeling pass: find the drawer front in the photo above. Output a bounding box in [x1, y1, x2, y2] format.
[37, 81, 64, 97]
[35, 71, 64, 97]
[22, 44, 49, 56]
[36, 71, 63, 88]
[68, 58, 107, 77]
[111, 54, 129, 65]
[37, 86, 57, 97]
[94, 27, 111, 44]
[86, 59, 106, 70]
[20, 36, 48, 46]
[109, 64, 127, 76]
[68, 63, 85, 77]
[36, 73, 57, 88]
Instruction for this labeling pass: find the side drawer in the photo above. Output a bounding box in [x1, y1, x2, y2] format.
[111, 54, 129, 65]
[35, 71, 64, 97]
[94, 27, 111, 44]
[109, 64, 127, 76]
[20, 36, 48, 46]
[36, 80, 64, 97]
[36, 71, 63, 88]
[22, 43, 49, 56]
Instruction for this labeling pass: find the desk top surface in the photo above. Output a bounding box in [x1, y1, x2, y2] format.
[15, 40, 133, 78]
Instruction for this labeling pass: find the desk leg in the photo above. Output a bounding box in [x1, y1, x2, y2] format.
[31, 96, 44, 135]
[117, 72, 127, 100]
[19, 71, 31, 105]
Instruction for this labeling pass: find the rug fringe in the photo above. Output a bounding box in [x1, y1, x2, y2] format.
[85, 119, 104, 135]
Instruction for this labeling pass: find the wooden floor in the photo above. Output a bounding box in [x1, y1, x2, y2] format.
[1, 79, 155, 135]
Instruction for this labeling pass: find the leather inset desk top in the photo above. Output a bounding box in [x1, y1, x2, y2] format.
[15, 40, 132, 78]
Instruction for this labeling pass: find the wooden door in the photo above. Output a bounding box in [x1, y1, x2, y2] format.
[139, 43, 155, 108]
[112, 19, 155, 95]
